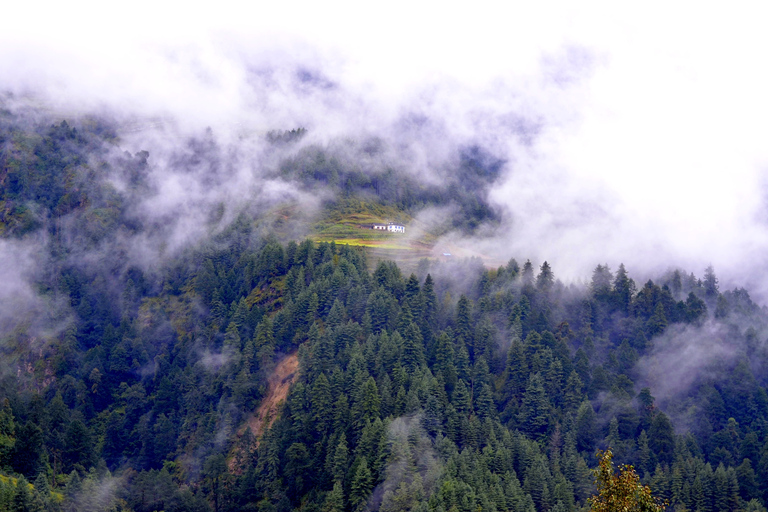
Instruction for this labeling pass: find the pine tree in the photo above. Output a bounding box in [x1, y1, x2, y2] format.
[685, 292, 707, 323]
[455, 342, 471, 383]
[353, 377, 381, 430]
[322, 481, 345, 512]
[312, 374, 333, 434]
[638, 429, 651, 476]
[537, 261, 555, 293]
[379, 373, 394, 418]
[422, 394, 444, 436]
[502, 339, 528, 406]
[475, 383, 495, 419]
[333, 394, 350, 437]
[0, 400, 15, 468]
[435, 331, 457, 392]
[612, 264, 636, 314]
[563, 371, 584, 413]
[327, 299, 348, 329]
[649, 412, 675, 467]
[397, 302, 414, 333]
[13, 422, 46, 477]
[522, 260, 534, 287]
[455, 295, 474, 356]
[646, 303, 668, 337]
[591, 264, 614, 302]
[713, 464, 730, 512]
[523, 456, 551, 511]
[402, 323, 426, 372]
[736, 458, 759, 501]
[518, 373, 550, 440]
[703, 265, 719, 299]
[575, 401, 598, 453]
[715, 294, 730, 319]
[12, 475, 34, 512]
[405, 273, 421, 304]
[350, 457, 373, 510]
[452, 380, 473, 418]
[419, 274, 437, 343]
[332, 434, 349, 483]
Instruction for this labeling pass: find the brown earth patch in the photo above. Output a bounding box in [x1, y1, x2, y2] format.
[242, 352, 299, 441]
[229, 352, 299, 472]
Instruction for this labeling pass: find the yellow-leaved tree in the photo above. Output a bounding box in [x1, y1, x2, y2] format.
[589, 449, 666, 512]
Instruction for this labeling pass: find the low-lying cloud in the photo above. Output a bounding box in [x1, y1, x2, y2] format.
[634, 321, 740, 408]
[2, 3, 768, 302]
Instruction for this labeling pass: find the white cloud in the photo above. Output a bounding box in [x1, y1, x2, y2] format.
[3, 1, 768, 294]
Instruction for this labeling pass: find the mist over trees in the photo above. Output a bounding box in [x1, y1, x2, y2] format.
[2, 102, 768, 512]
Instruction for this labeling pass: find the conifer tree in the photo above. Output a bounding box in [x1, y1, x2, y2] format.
[563, 371, 584, 413]
[332, 434, 349, 483]
[524, 456, 552, 511]
[353, 377, 381, 430]
[575, 401, 598, 453]
[646, 303, 668, 337]
[518, 373, 550, 440]
[455, 295, 474, 357]
[12, 476, 34, 512]
[322, 481, 345, 512]
[405, 273, 420, 306]
[649, 412, 675, 467]
[350, 457, 373, 510]
[418, 274, 437, 343]
[682, 292, 706, 324]
[537, 261, 555, 293]
[703, 265, 719, 299]
[475, 383, 495, 419]
[452, 380, 473, 418]
[612, 264, 635, 314]
[327, 299, 348, 329]
[522, 260, 534, 287]
[591, 264, 613, 302]
[312, 374, 333, 434]
[736, 458, 759, 501]
[0, 400, 15, 468]
[455, 342, 471, 383]
[502, 340, 528, 406]
[402, 322, 426, 372]
[637, 430, 651, 476]
[434, 332, 457, 392]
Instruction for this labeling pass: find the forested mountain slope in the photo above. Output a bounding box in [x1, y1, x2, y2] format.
[1, 106, 768, 512]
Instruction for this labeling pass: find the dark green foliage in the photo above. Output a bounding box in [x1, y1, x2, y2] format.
[12, 423, 46, 478]
[0, 112, 767, 512]
[536, 261, 554, 293]
[518, 373, 550, 440]
[649, 412, 675, 467]
[350, 457, 372, 510]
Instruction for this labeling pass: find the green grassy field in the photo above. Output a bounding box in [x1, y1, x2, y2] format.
[312, 198, 419, 246]
[259, 197, 453, 268]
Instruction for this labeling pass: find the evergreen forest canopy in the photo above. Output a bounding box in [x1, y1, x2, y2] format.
[1, 102, 768, 512]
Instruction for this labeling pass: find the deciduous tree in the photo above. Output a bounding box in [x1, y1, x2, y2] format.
[589, 449, 665, 512]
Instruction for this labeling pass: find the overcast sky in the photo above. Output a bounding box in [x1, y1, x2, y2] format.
[3, 1, 768, 295]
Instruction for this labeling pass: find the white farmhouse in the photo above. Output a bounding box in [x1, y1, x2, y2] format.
[359, 222, 406, 234]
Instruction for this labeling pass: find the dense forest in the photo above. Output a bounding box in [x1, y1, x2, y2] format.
[1, 103, 768, 512]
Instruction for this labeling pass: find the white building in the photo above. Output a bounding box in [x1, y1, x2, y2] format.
[362, 222, 406, 233]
